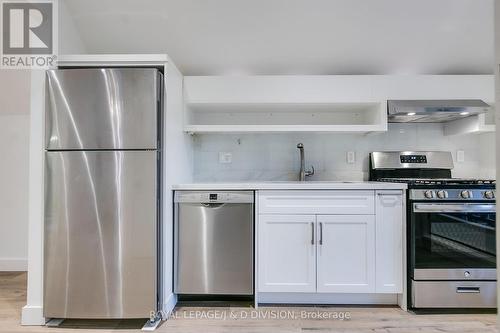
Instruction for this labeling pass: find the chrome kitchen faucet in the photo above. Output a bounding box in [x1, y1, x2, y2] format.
[297, 143, 314, 181]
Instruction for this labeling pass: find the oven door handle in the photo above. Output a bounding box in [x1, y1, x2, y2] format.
[413, 203, 496, 213]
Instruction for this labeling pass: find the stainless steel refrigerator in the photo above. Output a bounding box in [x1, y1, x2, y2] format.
[43, 68, 162, 319]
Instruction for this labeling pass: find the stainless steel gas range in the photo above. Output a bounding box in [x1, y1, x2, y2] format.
[370, 151, 496, 310]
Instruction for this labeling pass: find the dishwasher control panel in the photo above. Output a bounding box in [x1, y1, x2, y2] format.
[174, 191, 254, 204]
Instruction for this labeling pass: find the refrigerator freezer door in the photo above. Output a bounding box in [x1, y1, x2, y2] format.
[45, 68, 160, 150]
[44, 151, 157, 319]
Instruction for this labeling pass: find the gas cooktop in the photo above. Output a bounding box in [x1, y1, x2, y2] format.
[376, 178, 496, 200]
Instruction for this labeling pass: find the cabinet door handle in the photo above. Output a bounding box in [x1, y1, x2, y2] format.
[311, 222, 315, 245]
[319, 222, 323, 245]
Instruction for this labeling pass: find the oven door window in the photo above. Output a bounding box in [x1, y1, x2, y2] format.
[411, 204, 496, 269]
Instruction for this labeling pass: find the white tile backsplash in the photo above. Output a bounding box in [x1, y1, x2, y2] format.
[193, 124, 496, 182]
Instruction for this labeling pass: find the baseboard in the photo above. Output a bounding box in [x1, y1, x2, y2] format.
[0, 258, 27, 271]
[257, 292, 399, 305]
[21, 305, 45, 325]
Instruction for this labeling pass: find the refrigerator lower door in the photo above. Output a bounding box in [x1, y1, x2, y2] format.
[44, 151, 157, 319]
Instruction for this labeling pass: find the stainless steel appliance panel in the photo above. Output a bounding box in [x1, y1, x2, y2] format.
[174, 191, 254, 204]
[45, 68, 159, 150]
[175, 192, 254, 295]
[44, 151, 157, 318]
[414, 268, 497, 281]
[413, 203, 496, 212]
[370, 151, 454, 169]
[388, 100, 490, 123]
[412, 280, 497, 308]
[411, 190, 496, 201]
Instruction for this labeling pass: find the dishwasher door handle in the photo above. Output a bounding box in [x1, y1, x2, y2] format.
[200, 203, 226, 208]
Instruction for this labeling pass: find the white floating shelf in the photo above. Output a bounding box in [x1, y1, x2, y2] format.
[184, 124, 387, 133]
[184, 102, 387, 133]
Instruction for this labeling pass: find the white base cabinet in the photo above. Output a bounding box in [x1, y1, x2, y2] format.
[257, 190, 404, 300]
[375, 191, 404, 293]
[317, 215, 375, 293]
[258, 215, 316, 293]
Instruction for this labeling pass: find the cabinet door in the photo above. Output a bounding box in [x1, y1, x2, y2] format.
[375, 191, 403, 293]
[317, 215, 375, 293]
[258, 215, 316, 292]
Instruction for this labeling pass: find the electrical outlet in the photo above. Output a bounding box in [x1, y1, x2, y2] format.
[347, 151, 356, 164]
[456, 150, 465, 163]
[219, 152, 232, 164]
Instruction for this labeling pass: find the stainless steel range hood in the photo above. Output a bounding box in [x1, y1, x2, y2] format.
[388, 100, 490, 123]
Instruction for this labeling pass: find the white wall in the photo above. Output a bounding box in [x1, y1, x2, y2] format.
[479, 132, 496, 179]
[0, 70, 31, 271]
[59, 0, 87, 54]
[193, 124, 495, 182]
[0, 0, 87, 274]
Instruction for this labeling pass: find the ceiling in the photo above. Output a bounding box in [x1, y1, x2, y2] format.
[62, 0, 494, 76]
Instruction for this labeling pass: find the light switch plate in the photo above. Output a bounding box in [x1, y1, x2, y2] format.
[456, 150, 465, 163]
[347, 151, 356, 164]
[219, 152, 232, 164]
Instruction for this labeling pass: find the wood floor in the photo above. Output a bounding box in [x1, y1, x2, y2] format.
[1, 272, 498, 332]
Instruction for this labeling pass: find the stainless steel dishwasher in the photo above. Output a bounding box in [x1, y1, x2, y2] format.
[174, 191, 254, 295]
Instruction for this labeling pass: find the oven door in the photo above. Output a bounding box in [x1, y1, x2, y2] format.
[410, 202, 496, 280]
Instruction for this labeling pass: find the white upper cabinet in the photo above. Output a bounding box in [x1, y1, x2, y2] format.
[183, 75, 494, 134]
[375, 191, 404, 293]
[316, 215, 375, 293]
[258, 214, 316, 293]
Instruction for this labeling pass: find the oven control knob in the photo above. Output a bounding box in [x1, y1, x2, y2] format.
[424, 190, 435, 199]
[436, 190, 448, 199]
[484, 191, 495, 199]
[464, 271, 471, 278]
[460, 190, 472, 199]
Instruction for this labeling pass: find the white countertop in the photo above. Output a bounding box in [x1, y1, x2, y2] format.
[172, 181, 407, 190]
